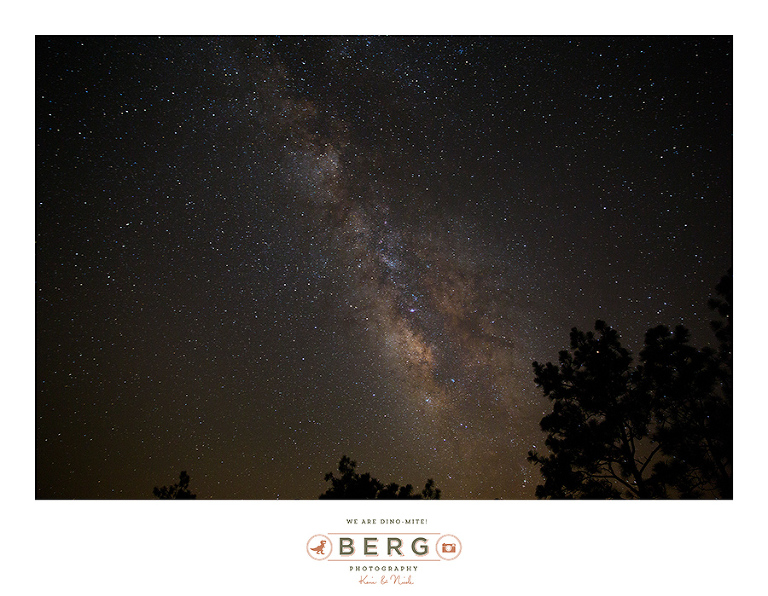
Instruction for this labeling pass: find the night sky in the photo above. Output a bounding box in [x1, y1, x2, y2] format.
[36, 36, 732, 499]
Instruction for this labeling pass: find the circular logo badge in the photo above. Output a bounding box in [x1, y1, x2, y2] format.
[307, 534, 332, 560]
[435, 534, 462, 560]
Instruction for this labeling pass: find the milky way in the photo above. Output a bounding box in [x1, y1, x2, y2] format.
[260, 72, 540, 494]
[36, 36, 732, 498]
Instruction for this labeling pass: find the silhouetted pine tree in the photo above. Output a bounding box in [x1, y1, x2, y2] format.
[320, 456, 440, 499]
[528, 272, 732, 499]
[153, 470, 197, 499]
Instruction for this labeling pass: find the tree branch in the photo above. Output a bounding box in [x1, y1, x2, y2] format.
[639, 442, 663, 475]
[604, 462, 639, 497]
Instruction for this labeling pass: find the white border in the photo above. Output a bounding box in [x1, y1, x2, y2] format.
[10, 3, 765, 595]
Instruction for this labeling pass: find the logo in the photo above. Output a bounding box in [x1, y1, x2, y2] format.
[306, 525, 462, 587]
[306, 533, 462, 561]
[435, 534, 462, 560]
[306, 534, 332, 561]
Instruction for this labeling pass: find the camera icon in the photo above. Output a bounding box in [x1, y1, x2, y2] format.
[436, 535, 461, 560]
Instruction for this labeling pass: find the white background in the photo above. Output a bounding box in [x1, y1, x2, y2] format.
[8, 3, 765, 594]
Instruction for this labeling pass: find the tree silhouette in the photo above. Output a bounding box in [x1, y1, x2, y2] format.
[153, 470, 197, 499]
[320, 455, 441, 499]
[420, 477, 441, 500]
[709, 268, 732, 395]
[638, 324, 731, 497]
[642, 268, 732, 498]
[527, 320, 662, 498]
[528, 272, 732, 499]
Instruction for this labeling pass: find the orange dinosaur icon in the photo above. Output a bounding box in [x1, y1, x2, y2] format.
[310, 539, 327, 555]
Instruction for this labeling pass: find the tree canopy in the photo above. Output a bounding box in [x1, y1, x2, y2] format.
[153, 470, 197, 499]
[320, 455, 441, 499]
[528, 270, 732, 499]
